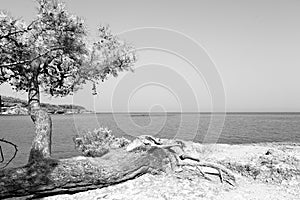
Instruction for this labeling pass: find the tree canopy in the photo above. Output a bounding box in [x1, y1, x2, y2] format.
[0, 0, 136, 98]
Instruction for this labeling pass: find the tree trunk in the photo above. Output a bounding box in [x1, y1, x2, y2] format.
[28, 79, 52, 163]
[0, 148, 169, 199]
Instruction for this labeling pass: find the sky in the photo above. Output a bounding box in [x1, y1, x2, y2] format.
[1, 0, 300, 112]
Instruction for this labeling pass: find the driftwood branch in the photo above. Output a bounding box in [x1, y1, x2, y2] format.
[0, 138, 18, 169]
[0, 147, 169, 199]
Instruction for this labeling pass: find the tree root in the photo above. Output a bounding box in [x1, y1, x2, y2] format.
[178, 154, 236, 186]
[196, 166, 213, 181]
[128, 135, 237, 186]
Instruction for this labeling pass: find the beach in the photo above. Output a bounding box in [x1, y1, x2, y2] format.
[43, 141, 300, 200]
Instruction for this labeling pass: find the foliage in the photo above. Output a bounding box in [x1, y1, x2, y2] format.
[83, 25, 136, 83]
[73, 127, 130, 157]
[0, 0, 136, 98]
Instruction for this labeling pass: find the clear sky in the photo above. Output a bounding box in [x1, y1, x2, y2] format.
[1, 0, 300, 112]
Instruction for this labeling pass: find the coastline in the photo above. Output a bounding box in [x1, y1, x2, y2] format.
[43, 140, 300, 200]
[0, 111, 94, 116]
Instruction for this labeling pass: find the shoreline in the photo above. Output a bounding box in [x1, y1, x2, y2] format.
[2, 112, 300, 116]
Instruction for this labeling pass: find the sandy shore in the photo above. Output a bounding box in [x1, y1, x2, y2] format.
[44, 141, 300, 200]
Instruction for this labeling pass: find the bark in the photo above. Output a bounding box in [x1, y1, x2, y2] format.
[28, 77, 40, 114]
[0, 148, 169, 199]
[27, 78, 52, 163]
[28, 108, 52, 163]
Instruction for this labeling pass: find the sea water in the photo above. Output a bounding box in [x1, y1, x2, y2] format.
[0, 113, 299, 168]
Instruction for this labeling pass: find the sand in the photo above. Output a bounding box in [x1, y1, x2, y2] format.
[44, 142, 300, 200]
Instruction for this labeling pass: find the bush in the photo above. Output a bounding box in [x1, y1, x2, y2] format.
[73, 127, 130, 157]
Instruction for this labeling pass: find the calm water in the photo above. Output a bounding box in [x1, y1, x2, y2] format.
[0, 113, 300, 168]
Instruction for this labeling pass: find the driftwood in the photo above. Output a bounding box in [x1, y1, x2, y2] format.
[178, 155, 236, 185]
[0, 147, 169, 199]
[128, 135, 236, 186]
[0, 109, 236, 199]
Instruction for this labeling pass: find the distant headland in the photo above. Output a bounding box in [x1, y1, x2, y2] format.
[0, 95, 91, 115]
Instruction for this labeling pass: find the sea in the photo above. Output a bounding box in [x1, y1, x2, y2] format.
[0, 113, 300, 168]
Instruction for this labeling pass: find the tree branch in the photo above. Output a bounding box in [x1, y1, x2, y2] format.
[0, 47, 63, 68]
[0, 19, 36, 40]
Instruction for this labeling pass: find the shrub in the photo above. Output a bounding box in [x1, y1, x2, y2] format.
[73, 127, 130, 157]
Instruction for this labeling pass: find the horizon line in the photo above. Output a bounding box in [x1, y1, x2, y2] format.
[92, 111, 300, 114]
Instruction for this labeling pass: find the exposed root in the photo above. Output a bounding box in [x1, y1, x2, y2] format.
[178, 154, 236, 186]
[219, 168, 224, 183]
[129, 135, 236, 186]
[196, 166, 213, 181]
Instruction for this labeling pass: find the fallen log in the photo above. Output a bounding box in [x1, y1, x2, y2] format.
[0, 147, 169, 199]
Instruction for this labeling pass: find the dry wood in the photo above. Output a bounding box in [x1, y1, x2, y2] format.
[0, 147, 169, 199]
[178, 154, 236, 186]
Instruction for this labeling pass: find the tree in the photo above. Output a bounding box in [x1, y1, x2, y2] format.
[0, 3, 237, 198]
[0, 0, 136, 163]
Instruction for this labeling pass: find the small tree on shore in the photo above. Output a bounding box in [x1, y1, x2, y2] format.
[0, 1, 239, 199]
[0, 0, 136, 163]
